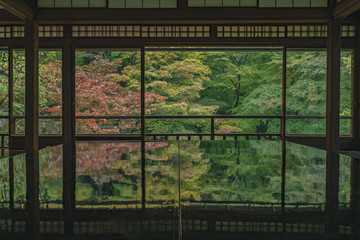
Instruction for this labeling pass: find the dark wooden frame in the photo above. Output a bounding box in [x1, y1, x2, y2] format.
[0, 0, 359, 236]
[0, 34, 357, 152]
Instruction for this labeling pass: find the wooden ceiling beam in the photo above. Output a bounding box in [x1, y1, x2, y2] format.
[333, 0, 360, 19]
[0, 0, 33, 20]
[0, 10, 23, 23]
[35, 8, 331, 24]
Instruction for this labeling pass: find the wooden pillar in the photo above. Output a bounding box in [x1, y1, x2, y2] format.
[62, 25, 76, 236]
[281, 47, 287, 141]
[211, 117, 215, 140]
[141, 46, 146, 209]
[177, 0, 187, 8]
[281, 47, 287, 213]
[328, 0, 337, 8]
[24, 19, 40, 239]
[8, 47, 14, 144]
[352, 26, 360, 149]
[25, 20, 39, 152]
[325, 18, 341, 234]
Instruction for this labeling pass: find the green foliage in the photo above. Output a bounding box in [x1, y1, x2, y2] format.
[0, 49, 353, 135]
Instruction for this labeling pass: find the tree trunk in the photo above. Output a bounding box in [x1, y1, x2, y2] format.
[233, 74, 241, 108]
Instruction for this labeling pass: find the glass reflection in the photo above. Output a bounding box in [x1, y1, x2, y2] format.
[75, 142, 143, 208]
[181, 141, 282, 206]
[39, 145, 63, 208]
[0, 157, 9, 208]
[285, 142, 326, 208]
[13, 154, 26, 209]
[0, 140, 357, 238]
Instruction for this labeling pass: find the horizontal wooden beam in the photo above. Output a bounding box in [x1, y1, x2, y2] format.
[0, 10, 23, 23]
[333, 0, 360, 19]
[0, 0, 33, 20]
[35, 8, 331, 24]
[0, 37, 356, 52]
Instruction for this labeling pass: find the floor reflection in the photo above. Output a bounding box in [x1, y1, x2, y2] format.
[0, 140, 358, 239]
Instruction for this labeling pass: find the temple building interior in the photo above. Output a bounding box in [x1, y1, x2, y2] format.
[0, 0, 360, 239]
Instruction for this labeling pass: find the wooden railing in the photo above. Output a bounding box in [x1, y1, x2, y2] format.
[0, 114, 352, 145]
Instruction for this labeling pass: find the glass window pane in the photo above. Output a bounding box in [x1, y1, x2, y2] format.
[285, 142, 326, 208]
[286, 119, 326, 134]
[145, 48, 282, 136]
[39, 145, 63, 208]
[55, 0, 71, 7]
[126, 0, 143, 8]
[15, 119, 24, 135]
[0, 119, 8, 134]
[259, 0, 276, 7]
[39, 50, 62, 135]
[340, 50, 352, 135]
[311, 0, 327, 7]
[0, 49, 8, 117]
[294, 0, 310, 7]
[340, 118, 351, 135]
[206, 0, 222, 6]
[39, 50, 62, 117]
[39, 119, 62, 134]
[0, 157, 9, 208]
[286, 50, 326, 115]
[73, 0, 89, 7]
[13, 50, 25, 117]
[75, 142, 142, 208]
[143, 0, 159, 8]
[188, 0, 205, 7]
[109, 0, 126, 8]
[339, 155, 351, 207]
[38, 0, 55, 7]
[223, 0, 240, 6]
[241, 0, 257, 6]
[75, 50, 141, 135]
[146, 142, 178, 208]
[214, 118, 280, 134]
[14, 154, 26, 208]
[160, 0, 177, 7]
[181, 141, 282, 205]
[90, 0, 106, 7]
[276, 0, 292, 7]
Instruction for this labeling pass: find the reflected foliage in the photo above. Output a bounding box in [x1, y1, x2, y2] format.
[0, 141, 352, 209]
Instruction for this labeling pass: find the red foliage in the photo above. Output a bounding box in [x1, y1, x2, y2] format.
[42, 142, 169, 185]
[46, 56, 167, 133]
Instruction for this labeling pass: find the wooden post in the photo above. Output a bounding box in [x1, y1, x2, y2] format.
[328, 0, 337, 9]
[25, 20, 39, 152]
[211, 117, 215, 140]
[62, 25, 76, 236]
[25, 19, 40, 240]
[352, 25, 360, 149]
[281, 47, 287, 213]
[8, 47, 14, 145]
[325, 18, 341, 234]
[281, 47, 287, 141]
[62, 26, 75, 155]
[177, 0, 187, 8]
[141, 46, 146, 209]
